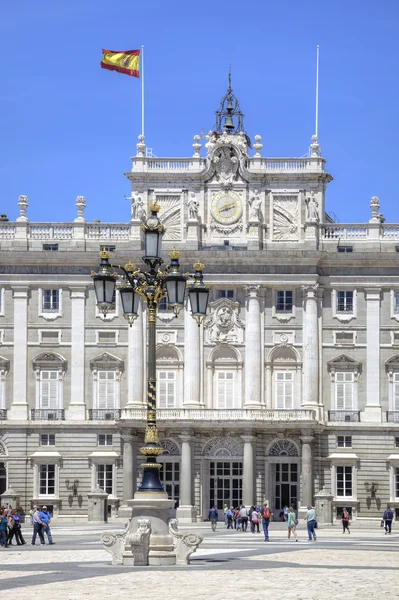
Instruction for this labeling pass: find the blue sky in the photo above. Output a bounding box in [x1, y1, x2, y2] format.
[1, 0, 398, 224]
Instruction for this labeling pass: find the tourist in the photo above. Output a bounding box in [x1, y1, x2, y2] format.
[233, 506, 241, 530]
[223, 504, 228, 525]
[306, 504, 317, 541]
[226, 506, 234, 529]
[239, 505, 249, 532]
[250, 506, 260, 533]
[287, 506, 298, 541]
[342, 509, 350, 534]
[261, 502, 271, 541]
[208, 505, 218, 532]
[31, 507, 45, 546]
[383, 505, 394, 535]
[39, 506, 55, 545]
[0, 509, 8, 547]
[283, 505, 289, 522]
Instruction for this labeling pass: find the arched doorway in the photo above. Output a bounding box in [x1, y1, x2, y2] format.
[158, 439, 180, 514]
[266, 440, 299, 515]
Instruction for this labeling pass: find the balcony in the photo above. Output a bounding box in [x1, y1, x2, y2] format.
[120, 408, 316, 423]
[386, 411, 399, 423]
[0, 409, 7, 420]
[88, 409, 121, 421]
[31, 409, 65, 421]
[328, 410, 360, 422]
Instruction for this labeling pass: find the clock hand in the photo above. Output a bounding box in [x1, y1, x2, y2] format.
[219, 202, 235, 211]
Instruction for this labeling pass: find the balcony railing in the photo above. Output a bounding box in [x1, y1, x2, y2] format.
[120, 408, 316, 421]
[88, 409, 121, 421]
[31, 409, 65, 421]
[386, 411, 399, 423]
[0, 409, 7, 420]
[328, 410, 360, 422]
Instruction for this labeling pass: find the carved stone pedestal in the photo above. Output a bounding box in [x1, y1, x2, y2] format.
[101, 491, 203, 566]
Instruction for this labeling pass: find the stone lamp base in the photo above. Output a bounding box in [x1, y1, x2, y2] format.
[101, 491, 203, 566]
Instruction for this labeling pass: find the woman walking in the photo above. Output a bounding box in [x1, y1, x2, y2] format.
[342, 509, 350, 534]
[287, 506, 298, 541]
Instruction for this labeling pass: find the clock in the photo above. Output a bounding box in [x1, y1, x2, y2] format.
[211, 191, 242, 225]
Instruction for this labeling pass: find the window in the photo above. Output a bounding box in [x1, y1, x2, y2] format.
[40, 464, 55, 495]
[337, 436, 352, 448]
[395, 437, 399, 449]
[336, 466, 352, 496]
[336, 372, 354, 409]
[97, 464, 113, 494]
[97, 371, 117, 409]
[159, 297, 168, 311]
[99, 434, 113, 446]
[335, 332, 355, 346]
[41, 434, 55, 446]
[337, 246, 353, 253]
[159, 462, 180, 505]
[43, 290, 60, 312]
[394, 292, 399, 315]
[158, 371, 176, 408]
[276, 290, 293, 313]
[0, 462, 6, 495]
[100, 245, 115, 253]
[396, 468, 399, 498]
[276, 372, 293, 409]
[0, 288, 4, 316]
[39, 371, 61, 409]
[218, 290, 234, 299]
[216, 371, 234, 408]
[43, 244, 58, 251]
[337, 291, 353, 313]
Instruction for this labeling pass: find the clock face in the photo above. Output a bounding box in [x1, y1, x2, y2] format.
[211, 191, 242, 225]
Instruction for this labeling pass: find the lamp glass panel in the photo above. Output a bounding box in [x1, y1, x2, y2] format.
[94, 276, 115, 305]
[145, 230, 161, 259]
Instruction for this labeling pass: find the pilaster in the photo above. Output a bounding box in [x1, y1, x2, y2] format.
[119, 432, 138, 518]
[66, 286, 87, 420]
[244, 285, 261, 408]
[183, 301, 201, 407]
[301, 284, 319, 408]
[363, 288, 382, 422]
[241, 433, 256, 506]
[8, 286, 29, 420]
[176, 429, 197, 522]
[126, 300, 144, 406]
[299, 432, 314, 516]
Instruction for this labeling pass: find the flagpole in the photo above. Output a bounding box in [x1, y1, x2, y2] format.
[141, 45, 145, 139]
[315, 45, 319, 138]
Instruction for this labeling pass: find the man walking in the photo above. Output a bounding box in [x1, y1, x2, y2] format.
[239, 505, 249, 532]
[209, 505, 218, 532]
[306, 504, 317, 541]
[31, 507, 45, 546]
[39, 506, 55, 545]
[261, 503, 271, 541]
[383, 505, 394, 535]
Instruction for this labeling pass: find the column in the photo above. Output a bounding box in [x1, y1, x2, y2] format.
[176, 430, 197, 522]
[9, 287, 29, 420]
[184, 301, 201, 407]
[244, 285, 261, 408]
[302, 285, 319, 408]
[119, 432, 138, 518]
[126, 301, 144, 407]
[67, 287, 86, 420]
[364, 288, 382, 422]
[300, 433, 314, 514]
[242, 434, 256, 506]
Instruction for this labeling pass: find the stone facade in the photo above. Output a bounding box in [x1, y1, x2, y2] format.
[1, 85, 399, 523]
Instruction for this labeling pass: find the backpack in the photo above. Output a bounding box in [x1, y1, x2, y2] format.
[263, 507, 271, 519]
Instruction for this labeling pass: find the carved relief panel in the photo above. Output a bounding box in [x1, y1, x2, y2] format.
[154, 194, 182, 241]
[272, 195, 299, 241]
[204, 299, 244, 344]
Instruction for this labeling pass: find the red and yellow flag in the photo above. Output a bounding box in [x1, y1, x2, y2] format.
[101, 49, 140, 78]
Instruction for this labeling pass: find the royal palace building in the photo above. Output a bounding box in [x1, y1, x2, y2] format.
[1, 83, 399, 523]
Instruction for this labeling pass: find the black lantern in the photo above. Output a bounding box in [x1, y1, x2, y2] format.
[165, 249, 186, 314]
[188, 261, 209, 324]
[119, 286, 141, 325]
[93, 251, 116, 314]
[142, 200, 165, 261]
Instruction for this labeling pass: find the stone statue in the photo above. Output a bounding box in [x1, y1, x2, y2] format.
[305, 193, 319, 222]
[248, 190, 262, 220]
[125, 191, 146, 221]
[187, 192, 199, 220]
[216, 306, 233, 328]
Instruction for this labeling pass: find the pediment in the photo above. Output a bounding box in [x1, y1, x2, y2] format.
[90, 352, 124, 372]
[327, 354, 362, 372]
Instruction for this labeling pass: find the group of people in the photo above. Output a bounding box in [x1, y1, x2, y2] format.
[0, 505, 55, 548]
[209, 503, 319, 542]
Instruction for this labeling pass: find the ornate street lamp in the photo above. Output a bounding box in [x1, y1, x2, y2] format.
[91, 200, 210, 493]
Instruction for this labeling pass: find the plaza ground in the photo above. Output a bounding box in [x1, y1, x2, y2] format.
[0, 521, 398, 599]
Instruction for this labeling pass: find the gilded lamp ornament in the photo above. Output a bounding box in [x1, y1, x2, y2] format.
[91, 201, 210, 493]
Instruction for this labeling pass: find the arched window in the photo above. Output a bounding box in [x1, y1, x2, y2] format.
[266, 346, 302, 410]
[327, 355, 362, 413]
[156, 346, 183, 409]
[207, 345, 243, 409]
[90, 353, 124, 410]
[33, 353, 67, 410]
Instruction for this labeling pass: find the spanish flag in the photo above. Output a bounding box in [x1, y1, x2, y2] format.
[101, 49, 140, 78]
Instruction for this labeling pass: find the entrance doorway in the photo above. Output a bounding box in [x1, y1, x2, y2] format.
[210, 461, 242, 516]
[0, 462, 6, 495]
[274, 463, 298, 512]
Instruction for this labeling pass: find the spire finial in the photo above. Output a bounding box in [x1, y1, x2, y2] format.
[228, 65, 232, 91]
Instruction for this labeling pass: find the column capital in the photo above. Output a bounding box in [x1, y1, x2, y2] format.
[241, 434, 256, 443]
[69, 286, 87, 299]
[364, 288, 381, 301]
[121, 433, 138, 443]
[244, 285, 260, 298]
[11, 286, 29, 298]
[301, 284, 319, 298]
[300, 435, 314, 445]
[180, 428, 194, 442]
